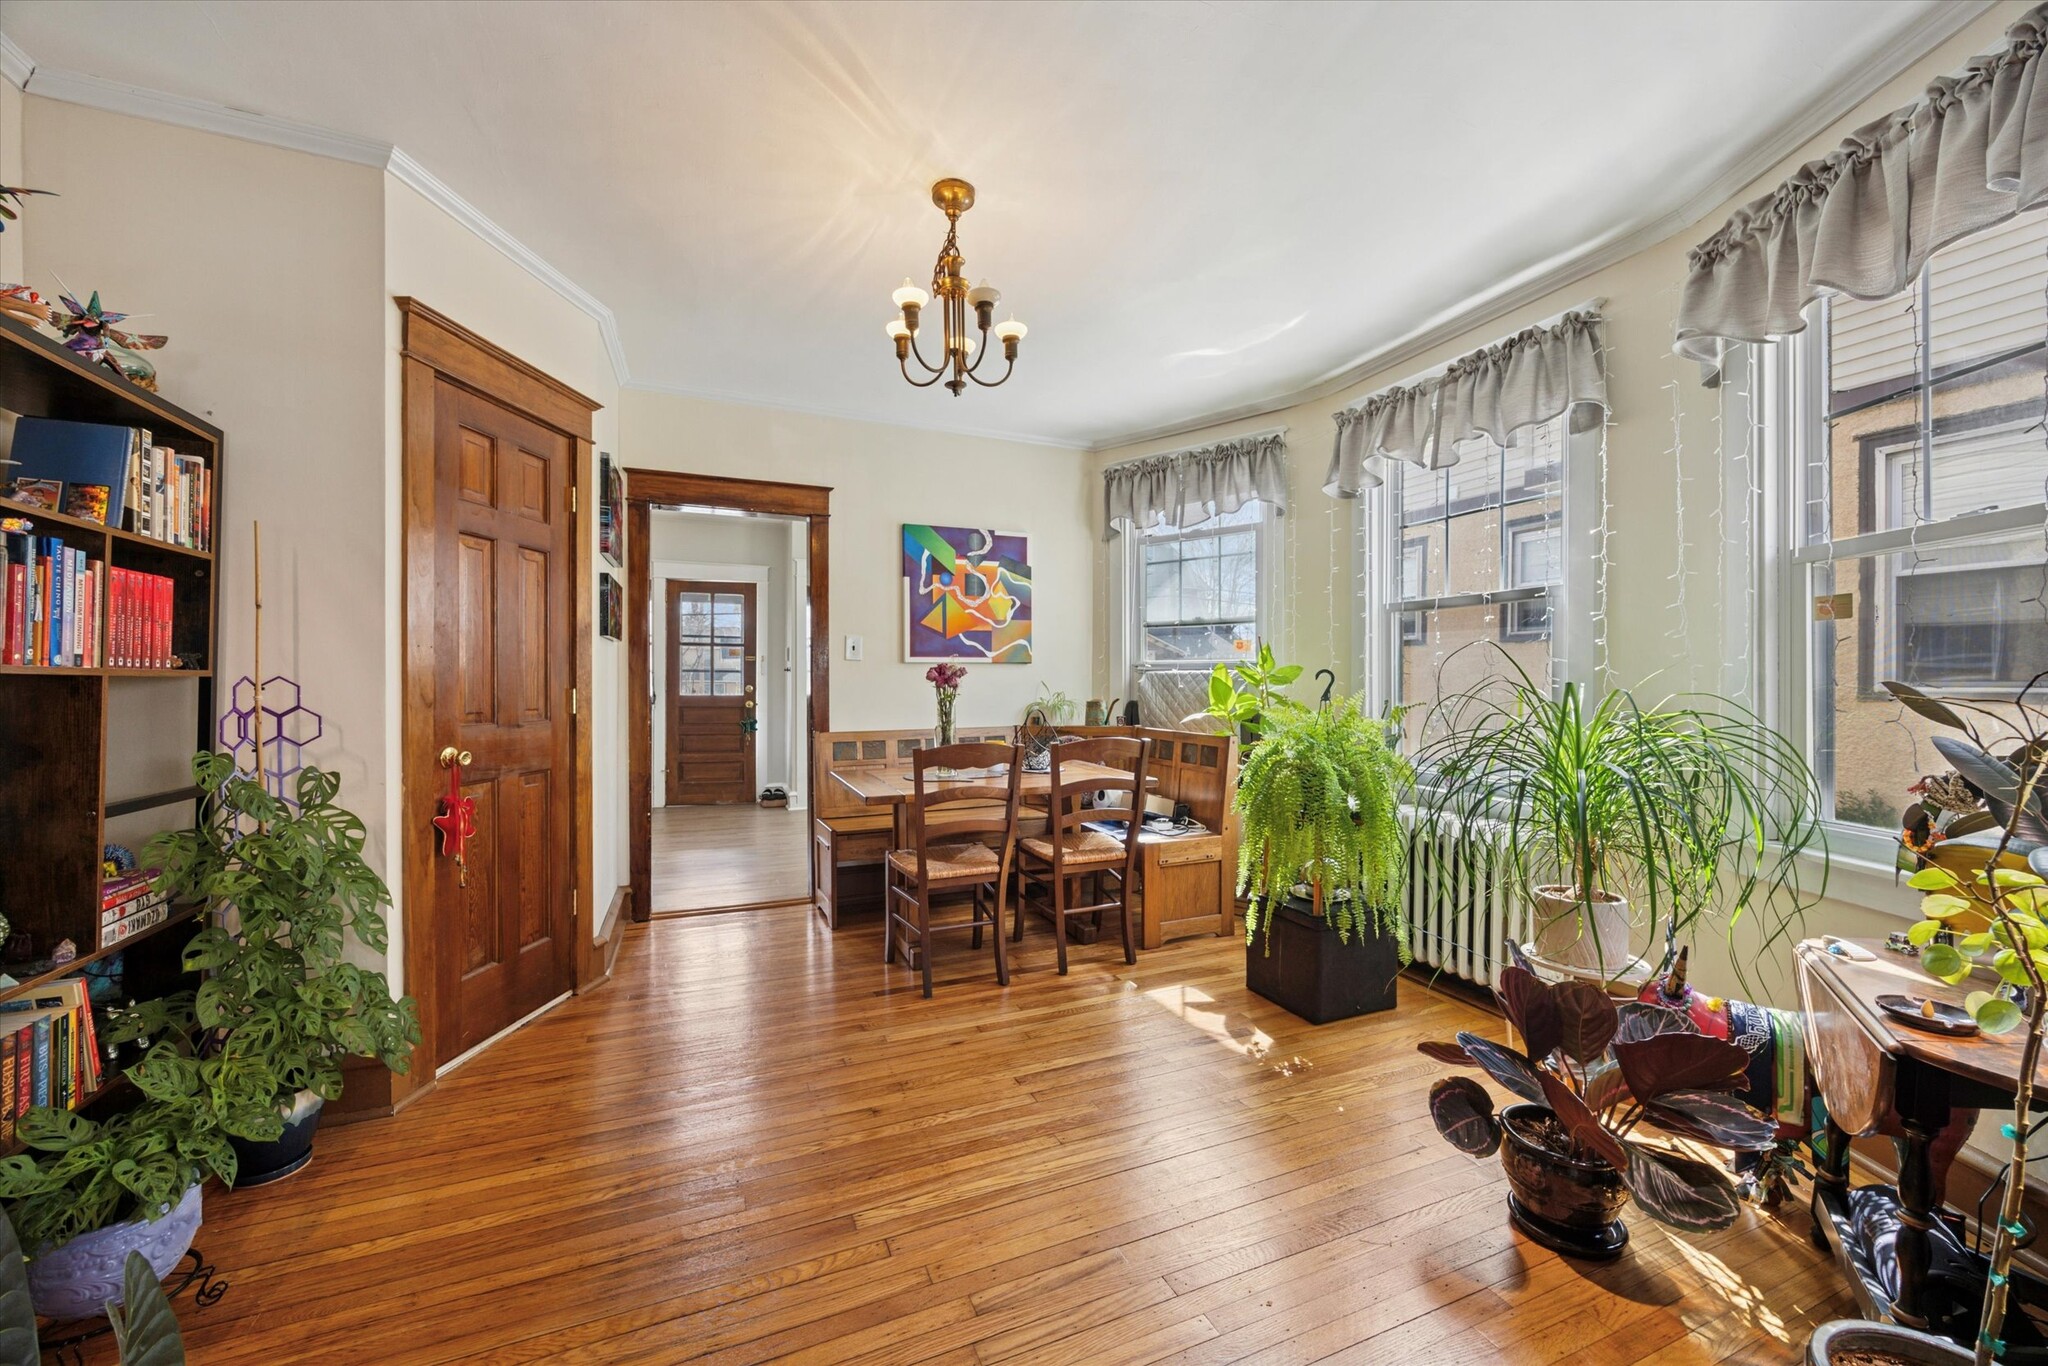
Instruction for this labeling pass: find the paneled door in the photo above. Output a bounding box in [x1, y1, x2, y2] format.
[665, 579, 757, 804]
[433, 378, 575, 1055]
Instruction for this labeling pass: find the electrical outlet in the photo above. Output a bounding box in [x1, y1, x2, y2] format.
[845, 634, 863, 661]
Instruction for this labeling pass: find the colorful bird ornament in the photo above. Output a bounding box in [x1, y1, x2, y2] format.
[0, 185, 56, 233]
[51, 291, 168, 390]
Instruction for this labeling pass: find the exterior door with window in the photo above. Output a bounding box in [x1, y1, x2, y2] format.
[666, 580, 757, 804]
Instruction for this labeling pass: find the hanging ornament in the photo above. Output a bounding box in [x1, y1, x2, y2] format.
[51, 290, 168, 391]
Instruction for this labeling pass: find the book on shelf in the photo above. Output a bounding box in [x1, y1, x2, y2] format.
[108, 565, 176, 669]
[4, 418, 210, 552]
[0, 979, 104, 1140]
[0, 525, 104, 667]
[99, 871, 171, 950]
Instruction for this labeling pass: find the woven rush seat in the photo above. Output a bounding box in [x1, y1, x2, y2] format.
[887, 842, 1001, 881]
[1019, 829, 1126, 866]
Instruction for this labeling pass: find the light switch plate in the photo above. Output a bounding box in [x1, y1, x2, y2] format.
[845, 634, 864, 661]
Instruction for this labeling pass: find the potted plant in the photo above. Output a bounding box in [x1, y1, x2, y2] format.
[0, 1097, 227, 1320]
[1236, 693, 1410, 1023]
[1187, 643, 1304, 741]
[1809, 678, 2048, 1366]
[1413, 655, 1826, 989]
[1420, 961, 1774, 1258]
[0, 1202, 189, 1361]
[133, 755, 419, 1187]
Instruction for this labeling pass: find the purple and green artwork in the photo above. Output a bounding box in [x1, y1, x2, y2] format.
[901, 524, 1031, 664]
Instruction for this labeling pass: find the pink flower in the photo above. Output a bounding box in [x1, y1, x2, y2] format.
[925, 663, 966, 690]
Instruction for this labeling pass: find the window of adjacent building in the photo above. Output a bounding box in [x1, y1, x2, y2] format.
[1135, 501, 1269, 667]
[1780, 206, 2048, 840]
[1374, 416, 1568, 743]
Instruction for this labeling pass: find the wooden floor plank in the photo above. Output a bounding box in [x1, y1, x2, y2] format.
[97, 905, 1852, 1364]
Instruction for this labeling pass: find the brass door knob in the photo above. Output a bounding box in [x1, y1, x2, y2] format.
[439, 746, 473, 768]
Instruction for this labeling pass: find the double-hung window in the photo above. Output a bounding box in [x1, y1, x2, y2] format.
[1765, 207, 2048, 848]
[1368, 415, 1583, 740]
[1134, 502, 1271, 668]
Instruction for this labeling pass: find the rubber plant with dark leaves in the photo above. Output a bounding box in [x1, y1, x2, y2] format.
[1421, 964, 1775, 1233]
[1885, 676, 2048, 1366]
[113, 755, 419, 1142]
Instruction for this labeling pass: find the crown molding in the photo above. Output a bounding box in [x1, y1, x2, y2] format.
[2, 35, 632, 388]
[1084, 0, 2001, 453]
[0, 34, 33, 90]
[621, 377, 1086, 452]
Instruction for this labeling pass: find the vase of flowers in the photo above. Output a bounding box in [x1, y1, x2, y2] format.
[926, 663, 966, 750]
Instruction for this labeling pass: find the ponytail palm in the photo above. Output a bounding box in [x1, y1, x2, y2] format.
[1412, 658, 1825, 980]
[1236, 694, 1410, 946]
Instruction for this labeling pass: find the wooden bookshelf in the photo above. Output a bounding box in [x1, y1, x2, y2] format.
[0, 310, 222, 1050]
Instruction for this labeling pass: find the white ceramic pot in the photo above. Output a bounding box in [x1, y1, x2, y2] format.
[1530, 886, 1635, 977]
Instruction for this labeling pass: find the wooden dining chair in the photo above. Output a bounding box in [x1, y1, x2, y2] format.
[883, 741, 1022, 998]
[1013, 736, 1149, 975]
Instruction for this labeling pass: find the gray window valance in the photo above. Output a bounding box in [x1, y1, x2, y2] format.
[1675, 4, 2048, 368]
[1102, 432, 1288, 540]
[1324, 309, 1608, 497]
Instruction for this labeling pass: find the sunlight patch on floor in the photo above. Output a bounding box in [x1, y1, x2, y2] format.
[1143, 981, 1278, 1062]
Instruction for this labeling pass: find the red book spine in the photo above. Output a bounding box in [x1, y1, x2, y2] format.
[13, 1025, 29, 1122]
[109, 568, 124, 668]
[157, 574, 171, 667]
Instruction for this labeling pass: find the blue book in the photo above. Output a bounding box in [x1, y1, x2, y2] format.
[30, 1018, 49, 1108]
[7, 417, 133, 528]
[45, 538, 64, 667]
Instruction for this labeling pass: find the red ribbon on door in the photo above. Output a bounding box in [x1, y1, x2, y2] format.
[434, 746, 477, 886]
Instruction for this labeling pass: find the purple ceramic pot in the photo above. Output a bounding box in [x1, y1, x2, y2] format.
[27, 1183, 202, 1321]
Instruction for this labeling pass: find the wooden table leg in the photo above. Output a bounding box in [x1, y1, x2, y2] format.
[1891, 1062, 1950, 1329]
[1811, 1109, 1850, 1252]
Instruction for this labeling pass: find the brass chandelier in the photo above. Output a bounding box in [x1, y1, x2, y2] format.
[887, 178, 1026, 395]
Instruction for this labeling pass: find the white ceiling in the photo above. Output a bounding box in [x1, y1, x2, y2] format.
[0, 0, 1981, 448]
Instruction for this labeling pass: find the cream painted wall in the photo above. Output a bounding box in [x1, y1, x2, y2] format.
[618, 390, 1096, 737]
[647, 509, 802, 804]
[383, 176, 622, 946]
[1089, 0, 2038, 1010]
[0, 79, 23, 283]
[20, 96, 391, 957]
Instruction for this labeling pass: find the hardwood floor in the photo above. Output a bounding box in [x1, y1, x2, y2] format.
[130, 908, 1852, 1365]
[652, 803, 810, 912]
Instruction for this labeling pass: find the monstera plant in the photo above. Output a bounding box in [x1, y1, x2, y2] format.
[1421, 961, 1774, 1257]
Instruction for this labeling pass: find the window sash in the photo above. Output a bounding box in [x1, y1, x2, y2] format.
[1127, 503, 1275, 671]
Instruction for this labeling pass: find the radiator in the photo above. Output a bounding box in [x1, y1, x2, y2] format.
[1402, 810, 1528, 990]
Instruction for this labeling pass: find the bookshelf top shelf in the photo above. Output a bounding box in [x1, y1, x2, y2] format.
[0, 314, 222, 451]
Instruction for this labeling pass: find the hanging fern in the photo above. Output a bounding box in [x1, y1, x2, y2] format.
[1235, 694, 1410, 950]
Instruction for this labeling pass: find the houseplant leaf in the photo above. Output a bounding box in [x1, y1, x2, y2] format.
[1428, 1077, 1501, 1157]
[0, 1209, 37, 1366]
[1882, 681, 1969, 733]
[1498, 966, 1562, 1063]
[1453, 1032, 1543, 1103]
[1416, 1040, 1475, 1067]
[1622, 1143, 1742, 1232]
[1643, 1090, 1778, 1149]
[1539, 1070, 1626, 1170]
[1612, 1034, 1748, 1103]
[1615, 1002, 1698, 1043]
[1552, 979, 1619, 1063]
[106, 1249, 186, 1366]
[1934, 735, 2048, 840]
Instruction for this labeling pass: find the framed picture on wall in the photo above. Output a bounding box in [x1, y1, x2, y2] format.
[599, 452, 625, 567]
[901, 523, 1032, 663]
[599, 572, 622, 640]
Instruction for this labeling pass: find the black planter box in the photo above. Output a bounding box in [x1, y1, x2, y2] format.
[1245, 895, 1401, 1024]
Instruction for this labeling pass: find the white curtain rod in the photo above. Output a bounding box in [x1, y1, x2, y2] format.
[1341, 296, 1607, 415]
[1102, 424, 1289, 474]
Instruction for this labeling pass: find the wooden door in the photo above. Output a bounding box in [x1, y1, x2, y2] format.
[665, 579, 757, 804]
[433, 378, 575, 1055]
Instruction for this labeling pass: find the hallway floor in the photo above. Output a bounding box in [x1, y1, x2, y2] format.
[652, 803, 810, 912]
[134, 908, 1851, 1364]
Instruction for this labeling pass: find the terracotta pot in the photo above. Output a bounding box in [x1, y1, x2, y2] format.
[1497, 1103, 1629, 1260]
[1530, 885, 1635, 977]
[27, 1182, 202, 1320]
[1807, 1319, 1972, 1364]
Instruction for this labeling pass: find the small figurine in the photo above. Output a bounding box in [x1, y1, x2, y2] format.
[103, 844, 138, 880]
[49, 939, 76, 966]
[0, 284, 53, 328]
[50, 291, 167, 390]
[0, 186, 57, 234]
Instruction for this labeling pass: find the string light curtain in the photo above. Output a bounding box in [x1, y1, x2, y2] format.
[1674, 3, 2048, 373]
[1102, 432, 1288, 539]
[1324, 309, 1608, 496]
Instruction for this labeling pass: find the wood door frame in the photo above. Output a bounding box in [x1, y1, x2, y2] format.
[399, 297, 600, 1091]
[626, 470, 830, 922]
[663, 577, 759, 804]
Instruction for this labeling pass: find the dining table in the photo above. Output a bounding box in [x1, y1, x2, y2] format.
[830, 760, 1160, 963]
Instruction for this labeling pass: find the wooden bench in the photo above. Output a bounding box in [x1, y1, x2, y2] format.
[811, 726, 1010, 929]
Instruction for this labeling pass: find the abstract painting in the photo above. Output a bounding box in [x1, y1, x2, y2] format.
[902, 524, 1031, 664]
